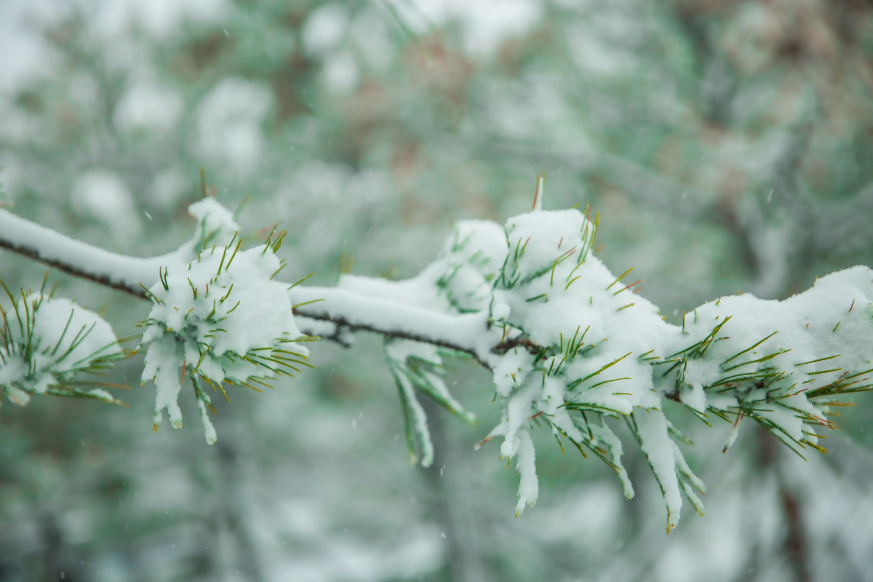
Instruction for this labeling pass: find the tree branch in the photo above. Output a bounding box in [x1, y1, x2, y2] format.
[0, 209, 502, 368]
[0, 209, 166, 298]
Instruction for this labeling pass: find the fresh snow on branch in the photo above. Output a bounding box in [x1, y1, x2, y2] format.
[0, 201, 219, 295]
[138, 219, 312, 443]
[339, 180, 873, 530]
[1, 183, 871, 532]
[0, 200, 502, 357]
[0, 281, 126, 409]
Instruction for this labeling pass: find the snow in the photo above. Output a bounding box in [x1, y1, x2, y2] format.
[660, 265, 873, 457]
[338, 218, 506, 315]
[395, 371, 434, 467]
[679, 382, 707, 414]
[340, 217, 507, 464]
[292, 286, 501, 362]
[0, 196, 238, 297]
[514, 430, 538, 516]
[386, 340, 474, 424]
[300, 197, 871, 527]
[590, 421, 634, 499]
[0, 292, 123, 405]
[300, 213, 511, 365]
[142, 333, 184, 428]
[0, 197, 504, 359]
[634, 409, 685, 533]
[0, 208, 155, 290]
[491, 347, 534, 398]
[196, 391, 217, 445]
[0, 195, 307, 439]
[88, 388, 114, 401]
[140, 234, 307, 439]
[500, 382, 539, 460]
[25, 295, 121, 371]
[723, 420, 741, 453]
[186, 197, 241, 249]
[470, 204, 692, 523]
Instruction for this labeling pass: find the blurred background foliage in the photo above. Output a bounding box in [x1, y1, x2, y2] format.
[2, 0, 873, 581]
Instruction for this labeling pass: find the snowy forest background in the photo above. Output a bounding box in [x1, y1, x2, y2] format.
[2, 0, 873, 581]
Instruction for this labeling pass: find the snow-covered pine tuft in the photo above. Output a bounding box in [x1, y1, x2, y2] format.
[481, 203, 688, 519]
[0, 279, 126, 409]
[137, 201, 315, 444]
[658, 266, 873, 459]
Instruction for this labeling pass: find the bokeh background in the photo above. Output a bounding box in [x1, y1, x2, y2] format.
[2, 0, 873, 580]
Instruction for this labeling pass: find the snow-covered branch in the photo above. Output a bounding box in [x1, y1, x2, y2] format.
[0, 208, 172, 298]
[0, 204, 500, 363]
[2, 183, 871, 533]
